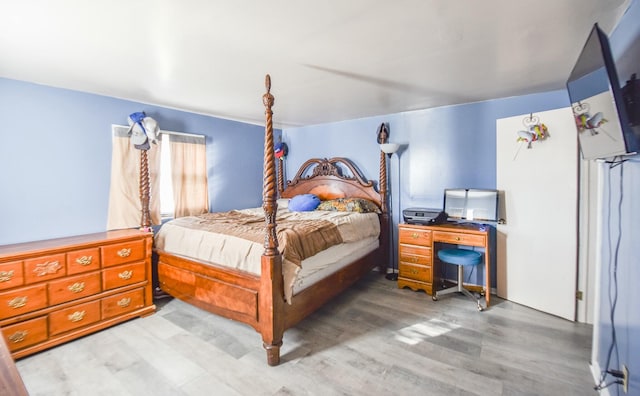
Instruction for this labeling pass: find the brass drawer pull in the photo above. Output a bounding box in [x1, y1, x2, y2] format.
[118, 270, 133, 280]
[8, 296, 27, 309]
[68, 282, 85, 293]
[117, 248, 131, 258]
[455, 236, 462, 241]
[117, 297, 131, 308]
[411, 233, 420, 239]
[76, 256, 93, 266]
[410, 257, 418, 263]
[68, 311, 86, 322]
[33, 260, 62, 276]
[8, 330, 28, 343]
[0, 270, 14, 282]
[409, 269, 419, 275]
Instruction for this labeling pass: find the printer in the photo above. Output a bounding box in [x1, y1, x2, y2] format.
[402, 208, 448, 225]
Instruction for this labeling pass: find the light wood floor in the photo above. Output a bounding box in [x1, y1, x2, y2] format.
[16, 272, 595, 395]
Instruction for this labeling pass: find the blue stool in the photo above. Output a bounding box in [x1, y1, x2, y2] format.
[433, 248, 485, 311]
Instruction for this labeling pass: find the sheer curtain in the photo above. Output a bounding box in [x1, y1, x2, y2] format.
[169, 133, 209, 217]
[107, 125, 161, 230]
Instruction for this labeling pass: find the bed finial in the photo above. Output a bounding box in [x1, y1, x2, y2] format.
[263, 74, 274, 109]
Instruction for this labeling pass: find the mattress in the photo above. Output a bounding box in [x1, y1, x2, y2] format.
[155, 206, 380, 302]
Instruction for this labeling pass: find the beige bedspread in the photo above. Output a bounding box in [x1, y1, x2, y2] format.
[155, 207, 380, 302]
[164, 210, 344, 268]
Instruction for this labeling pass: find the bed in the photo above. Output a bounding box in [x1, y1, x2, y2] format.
[154, 75, 391, 366]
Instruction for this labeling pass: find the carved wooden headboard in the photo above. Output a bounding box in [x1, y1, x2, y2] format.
[279, 157, 382, 209]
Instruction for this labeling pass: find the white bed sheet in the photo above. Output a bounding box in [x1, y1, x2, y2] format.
[292, 236, 379, 295]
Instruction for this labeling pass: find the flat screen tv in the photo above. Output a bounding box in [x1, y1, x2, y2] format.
[443, 188, 499, 223]
[566, 23, 638, 160]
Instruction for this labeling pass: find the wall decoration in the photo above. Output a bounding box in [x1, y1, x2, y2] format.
[513, 113, 549, 160]
[516, 113, 549, 148]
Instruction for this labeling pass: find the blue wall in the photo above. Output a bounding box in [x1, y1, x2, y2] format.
[597, 0, 640, 394]
[0, 78, 272, 245]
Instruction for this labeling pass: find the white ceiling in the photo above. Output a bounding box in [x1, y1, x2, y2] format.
[0, 1, 631, 128]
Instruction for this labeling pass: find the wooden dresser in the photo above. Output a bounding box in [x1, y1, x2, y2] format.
[397, 223, 491, 306]
[0, 229, 155, 359]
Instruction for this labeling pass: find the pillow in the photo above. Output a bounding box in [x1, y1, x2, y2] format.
[288, 194, 321, 212]
[316, 198, 381, 214]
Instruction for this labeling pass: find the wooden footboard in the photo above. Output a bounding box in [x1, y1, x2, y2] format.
[157, 252, 261, 329]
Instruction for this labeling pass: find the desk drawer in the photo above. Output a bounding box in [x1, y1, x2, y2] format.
[433, 231, 485, 247]
[399, 244, 431, 264]
[398, 262, 431, 282]
[399, 227, 432, 246]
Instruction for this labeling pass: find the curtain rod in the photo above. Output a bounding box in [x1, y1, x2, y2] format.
[112, 124, 205, 139]
[159, 130, 206, 138]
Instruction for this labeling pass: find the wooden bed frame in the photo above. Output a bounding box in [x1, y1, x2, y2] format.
[155, 75, 390, 366]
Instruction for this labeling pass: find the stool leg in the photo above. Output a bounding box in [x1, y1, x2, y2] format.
[458, 265, 485, 311]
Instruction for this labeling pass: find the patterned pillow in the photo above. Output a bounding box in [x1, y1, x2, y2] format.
[288, 194, 321, 211]
[316, 198, 381, 214]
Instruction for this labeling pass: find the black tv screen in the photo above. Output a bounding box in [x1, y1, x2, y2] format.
[443, 188, 499, 223]
[566, 23, 638, 160]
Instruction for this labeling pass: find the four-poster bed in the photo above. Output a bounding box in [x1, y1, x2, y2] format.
[154, 75, 390, 366]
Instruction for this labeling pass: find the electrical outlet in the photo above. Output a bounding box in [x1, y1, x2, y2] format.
[622, 365, 629, 394]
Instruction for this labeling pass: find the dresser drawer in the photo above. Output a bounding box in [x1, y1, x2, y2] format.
[399, 244, 432, 265]
[48, 272, 101, 306]
[24, 253, 66, 283]
[398, 262, 432, 282]
[399, 227, 432, 246]
[0, 284, 48, 320]
[0, 261, 24, 291]
[49, 300, 101, 336]
[102, 262, 146, 291]
[2, 316, 48, 352]
[433, 231, 485, 247]
[102, 289, 145, 319]
[67, 247, 101, 275]
[101, 240, 146, 267]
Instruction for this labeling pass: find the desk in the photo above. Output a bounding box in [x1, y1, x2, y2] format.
[397, 222, 491, 307]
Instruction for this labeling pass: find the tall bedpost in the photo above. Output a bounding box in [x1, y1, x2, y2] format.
[378, 129, 391, 275]
[139, 150, 151, 230]
[260, 74, 285, 366]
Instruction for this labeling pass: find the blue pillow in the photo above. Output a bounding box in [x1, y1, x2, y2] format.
[288, 194, 321, 212]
